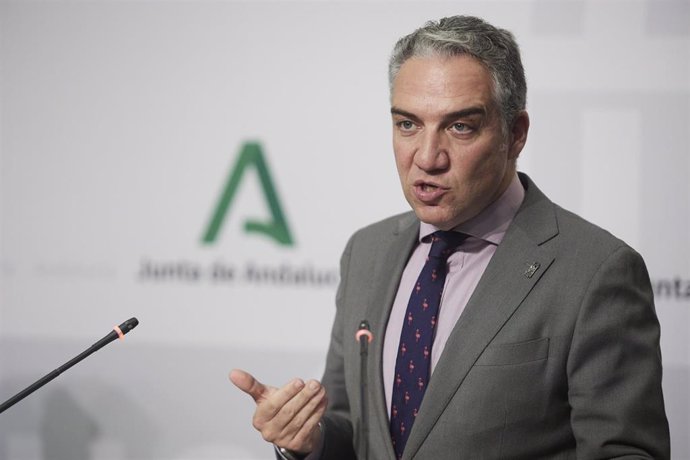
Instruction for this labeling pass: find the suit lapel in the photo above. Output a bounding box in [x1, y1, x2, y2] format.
[364, 213, 419, 460]
[402, 175, 559, 459]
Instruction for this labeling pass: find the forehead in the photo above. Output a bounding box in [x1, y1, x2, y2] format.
[391, 55, 495, 114]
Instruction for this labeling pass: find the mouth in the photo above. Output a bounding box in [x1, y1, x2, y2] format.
[412, 180, 448, 203]
[414, 179, 448, 190]
[419, 183, 440, 192]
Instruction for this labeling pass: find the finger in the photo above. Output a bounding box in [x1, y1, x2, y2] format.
[255, 378, 307, 423]
[281, 394, 328, 453]
[277, 384, 327, 441]
[271, 380, 324, 433]
[229, 369, 269, 402]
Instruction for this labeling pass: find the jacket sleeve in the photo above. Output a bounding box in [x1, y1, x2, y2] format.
[318, 234, 357, 459]
[567, 245, 670, 458]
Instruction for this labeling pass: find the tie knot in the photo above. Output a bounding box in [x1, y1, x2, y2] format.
[428, 231, 467, 259]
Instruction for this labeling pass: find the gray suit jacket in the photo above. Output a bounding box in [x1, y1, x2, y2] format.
[318, 174, 669, 459]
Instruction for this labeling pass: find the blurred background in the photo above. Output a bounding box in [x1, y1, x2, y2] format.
[1, 0, 688, 458]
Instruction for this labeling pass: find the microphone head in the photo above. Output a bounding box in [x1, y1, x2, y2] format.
[356, 320, 373, 343]
[119, 317, 139, 335]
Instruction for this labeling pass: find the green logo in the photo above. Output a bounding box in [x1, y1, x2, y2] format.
[202, 142, 295, 246]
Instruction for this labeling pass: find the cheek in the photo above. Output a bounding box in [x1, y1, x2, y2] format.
[393, 146, 413, 174]
[463, 142, 509, 178]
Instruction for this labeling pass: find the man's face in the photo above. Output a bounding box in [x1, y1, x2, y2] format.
[391, 55, 528, 230]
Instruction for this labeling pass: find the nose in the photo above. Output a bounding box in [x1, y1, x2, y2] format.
[414, 131, 450, 172]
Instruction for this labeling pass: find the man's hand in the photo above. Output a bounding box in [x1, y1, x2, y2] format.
[229, 369, 327, 454]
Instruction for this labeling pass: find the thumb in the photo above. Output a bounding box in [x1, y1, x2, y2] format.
[229, 369, 269, 402]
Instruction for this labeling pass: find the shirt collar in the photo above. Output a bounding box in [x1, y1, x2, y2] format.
[419, 173, 525, 246]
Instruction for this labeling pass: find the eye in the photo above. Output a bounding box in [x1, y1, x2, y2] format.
[450, 122, 472, 133]
[396, 120, 416, 131]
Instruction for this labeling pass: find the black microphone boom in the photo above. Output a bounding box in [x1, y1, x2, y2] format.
[0, 317, 139, 414]
[356, 320, 373, 460]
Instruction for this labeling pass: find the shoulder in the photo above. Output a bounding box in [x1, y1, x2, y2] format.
[554, 205, 628, 250]
[517, 173, 634, 258]
[346, 211, 418, 246]
[337, 211, 418, 272]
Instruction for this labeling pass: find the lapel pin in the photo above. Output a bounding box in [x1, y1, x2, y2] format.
[524, 262, 540, 279]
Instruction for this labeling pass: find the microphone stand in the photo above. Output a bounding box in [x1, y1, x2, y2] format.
[0, 317, 139, 414]
[356, 320, 373, 460]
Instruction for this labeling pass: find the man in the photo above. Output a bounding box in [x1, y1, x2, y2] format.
[231, 15, 670, 459]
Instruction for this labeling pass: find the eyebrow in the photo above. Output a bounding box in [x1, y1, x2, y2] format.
[390, 106, 487, 125]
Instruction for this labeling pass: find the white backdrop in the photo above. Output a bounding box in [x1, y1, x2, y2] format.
[1, 1, 688, 459]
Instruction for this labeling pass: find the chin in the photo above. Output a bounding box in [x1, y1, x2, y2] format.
[412, 207, 457, 230]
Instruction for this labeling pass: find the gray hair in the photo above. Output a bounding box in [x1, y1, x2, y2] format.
[389, 16, 527, 127]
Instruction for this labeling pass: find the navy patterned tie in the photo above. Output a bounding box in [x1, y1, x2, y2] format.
[389, 230, 467, 459]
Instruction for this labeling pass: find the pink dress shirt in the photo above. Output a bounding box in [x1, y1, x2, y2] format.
[383, 174, 525, 412]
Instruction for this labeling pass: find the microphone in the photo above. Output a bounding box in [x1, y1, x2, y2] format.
[355, 320, 373, 460]
[0, 317, 139, 414]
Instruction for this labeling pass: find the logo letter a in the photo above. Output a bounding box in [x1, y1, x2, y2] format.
[202, 142, 295, 246]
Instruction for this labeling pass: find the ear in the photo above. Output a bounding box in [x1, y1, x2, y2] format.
[508, 110, 530, 160]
